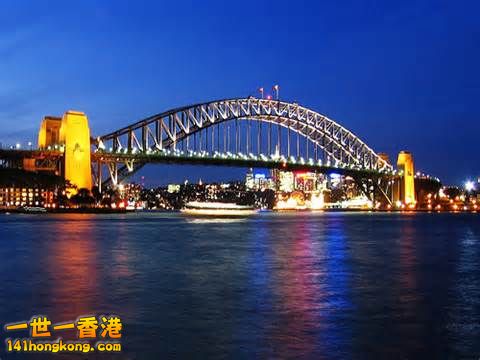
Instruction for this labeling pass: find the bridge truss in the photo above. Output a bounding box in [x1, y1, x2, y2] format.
[92, 97, 394, 203]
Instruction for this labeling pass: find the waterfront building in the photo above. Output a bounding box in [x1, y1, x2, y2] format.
[294, 172, 318, 192]
[278, 171, 294, 192]
[119, 183, 143, 201]
[245, 168, 254, 190]
[246, 169, 275, 191]
[0, 187, 55, 208]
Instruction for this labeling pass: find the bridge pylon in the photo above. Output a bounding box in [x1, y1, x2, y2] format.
[394, 151, 415, 205]
[38, 111, 92, 194]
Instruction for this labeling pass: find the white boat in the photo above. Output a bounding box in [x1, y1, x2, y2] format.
[181, 201, 258, 216]
[20, 206, 47, 213]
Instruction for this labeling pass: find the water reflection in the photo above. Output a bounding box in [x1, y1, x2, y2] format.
[322, 216, 353, 356]
[47, 215, 100, 326]
[271, 218, 323, 357]
[109, 217, 135, 280]
[184, 217, 247, 224]
[248, 215, 353, 358]
[396, 216, 423, 356]
[398, 216, 417, 291]
[448, 226, 480, 357]
[1, 212, 480, 358]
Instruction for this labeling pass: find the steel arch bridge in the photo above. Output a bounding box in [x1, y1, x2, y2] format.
[92, 97, 393, 187]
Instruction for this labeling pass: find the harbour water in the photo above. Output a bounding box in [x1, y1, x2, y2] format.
[0, 212, 479, 359]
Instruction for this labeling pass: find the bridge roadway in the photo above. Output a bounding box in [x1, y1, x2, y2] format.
[92, 148, 393, 178]
[0, 148, 393, 179]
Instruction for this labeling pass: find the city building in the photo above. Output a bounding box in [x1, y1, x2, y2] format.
[118, 183, 143, 202]
[0, 187, 55, 208]
[278, 171, 294, 192]
[245, 168, 254, 190]
[167, 184, 181, 193]
[245, 169, 275, 191]
[294, 172, 318, 192]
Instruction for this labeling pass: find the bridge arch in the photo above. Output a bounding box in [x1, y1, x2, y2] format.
[94, 98, 392, 185]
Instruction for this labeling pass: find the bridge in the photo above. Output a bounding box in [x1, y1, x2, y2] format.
[93, 98, 394, 197]
[0, 97, 421, 205]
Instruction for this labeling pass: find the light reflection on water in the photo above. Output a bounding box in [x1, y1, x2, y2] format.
[0, 212, 479, 359]
[48, 217, 100, 326]
[184, 217, 248, 224]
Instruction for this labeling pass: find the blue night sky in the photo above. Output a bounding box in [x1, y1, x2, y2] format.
[0, 0, 478, 185]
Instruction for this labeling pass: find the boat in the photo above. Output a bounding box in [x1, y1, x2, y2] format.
[19, 206, 47, 214]
[180, 201, 258, 217]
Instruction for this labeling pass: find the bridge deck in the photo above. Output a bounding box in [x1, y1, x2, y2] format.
[92, 149, 391, 178]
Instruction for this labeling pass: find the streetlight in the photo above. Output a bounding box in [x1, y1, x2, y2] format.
[273, 84, 279, 100]
[27, 141, 32, 150]
[465, 180, 475, 192]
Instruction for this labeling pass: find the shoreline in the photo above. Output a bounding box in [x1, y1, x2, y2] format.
[0, 208, 128, 214]
[1, 208, 478, 215]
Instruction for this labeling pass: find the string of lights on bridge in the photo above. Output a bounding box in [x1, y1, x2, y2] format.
[91, 145, 440, 183]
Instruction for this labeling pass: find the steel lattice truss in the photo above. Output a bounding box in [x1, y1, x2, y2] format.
[95, 98, 392, 184]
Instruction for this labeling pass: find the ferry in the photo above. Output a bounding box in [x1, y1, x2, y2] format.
[19, 206, 47, 214]
[181, 201, 258, 217]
